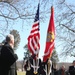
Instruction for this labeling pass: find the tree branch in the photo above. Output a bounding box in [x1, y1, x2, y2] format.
[60, 24, 75, 33]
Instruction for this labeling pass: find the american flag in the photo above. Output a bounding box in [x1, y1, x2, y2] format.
[28, 4, 40, 56]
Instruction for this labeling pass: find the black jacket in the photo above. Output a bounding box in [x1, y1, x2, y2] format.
[58, 68, 67, 75]
[69, 66, 75, 75]
[0, 43, 18, 75]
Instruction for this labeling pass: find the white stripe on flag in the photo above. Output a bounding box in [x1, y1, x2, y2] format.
[30, 38, 39, 55]
[32, 25, 39, 30]
[30, 31, 39, 36]
[33, 36, 39, 50]
[44, 41, 54, 56]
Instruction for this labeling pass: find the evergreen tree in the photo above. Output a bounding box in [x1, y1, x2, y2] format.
[23, 44, 30, 60]
[10, 29, 20, 51]
[51, 48, 59, 66]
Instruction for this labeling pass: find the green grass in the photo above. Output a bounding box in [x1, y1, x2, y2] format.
[17, 71, 26, 75]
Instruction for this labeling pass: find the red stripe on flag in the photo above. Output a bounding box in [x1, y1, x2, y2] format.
[32, 22, 39, 28]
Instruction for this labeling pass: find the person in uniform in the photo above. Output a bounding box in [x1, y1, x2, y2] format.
[24, 59, 33, 75]
[30, 54, 42, 75]
[46, 59, 52, 75]
[40, 61, 46, 75]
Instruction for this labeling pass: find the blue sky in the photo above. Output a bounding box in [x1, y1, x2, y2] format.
[13, 1, 75, 63]
[0, 0, 75, 63]
[12, 17, 49, 61]
[12, 13, 75, 63]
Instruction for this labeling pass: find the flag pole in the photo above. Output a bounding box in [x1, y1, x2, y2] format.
[35, 2, 40, 74]
[38, 0, 40, 58]
[34, 2, 40, 74]
[38, 0, 40, 30]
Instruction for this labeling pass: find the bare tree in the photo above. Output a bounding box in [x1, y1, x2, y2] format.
[0, 0, 75, 58]
[41, 0, 75, 57]
[0, 0, 46, 39]
[55, 0, 75, 57]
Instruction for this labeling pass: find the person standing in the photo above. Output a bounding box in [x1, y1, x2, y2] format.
[69, 60, 75, 75]
[47, 59, 52, 75]
[0, 34, 18, 75]
[52, 64, 58, 75]
[24, 60, 33, 75]
[30, 54, 42, 75]
[40, 61, 46, 75]
[24, 53, 34, 75]
[43, 58, 52, 75]
[58, 65, 67, 75]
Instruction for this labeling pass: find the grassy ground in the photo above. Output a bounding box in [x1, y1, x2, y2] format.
[17, 71, 26, 75]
